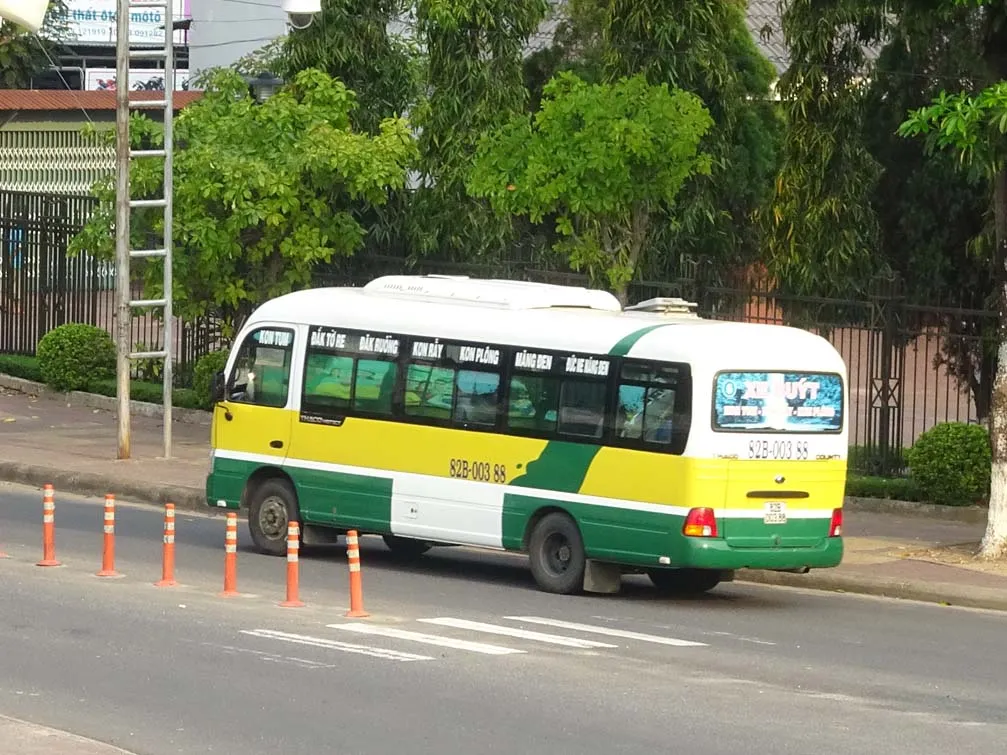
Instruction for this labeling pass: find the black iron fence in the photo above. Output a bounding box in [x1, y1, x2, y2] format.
[0, 191, 995, 477]
[0, 190, 213, 381]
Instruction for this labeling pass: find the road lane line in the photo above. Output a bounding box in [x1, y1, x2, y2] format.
[417, 617, 618, 649]
[326, 623, 525, 655]
[241, 629, 434, 662]
[503, 617, 708, 647]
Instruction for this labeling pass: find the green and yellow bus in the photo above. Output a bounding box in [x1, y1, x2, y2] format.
[206, 275, 847, 595]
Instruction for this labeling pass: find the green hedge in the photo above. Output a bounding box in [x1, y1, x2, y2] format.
[0, 355, 44, 382]
[844, 474, 924, 502]
[37, 323, 116, 391]
[0, 355, 203, 410]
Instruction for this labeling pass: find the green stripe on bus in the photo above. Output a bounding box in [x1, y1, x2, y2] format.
[290, 466, 393, 532]
[607, 323, 670, 357]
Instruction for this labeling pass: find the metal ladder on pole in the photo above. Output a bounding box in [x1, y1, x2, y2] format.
[114, 0, 175, 460]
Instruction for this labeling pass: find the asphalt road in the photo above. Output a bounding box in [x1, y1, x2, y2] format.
[1, 481, 1006, 755]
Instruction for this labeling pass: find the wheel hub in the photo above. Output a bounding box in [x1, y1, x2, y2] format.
[259, 496, 288, 540]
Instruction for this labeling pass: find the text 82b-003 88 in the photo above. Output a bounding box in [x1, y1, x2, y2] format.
[449, 459, 507, 483]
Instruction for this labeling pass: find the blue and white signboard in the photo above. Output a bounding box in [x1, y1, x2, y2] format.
[714, 372, 843, 433]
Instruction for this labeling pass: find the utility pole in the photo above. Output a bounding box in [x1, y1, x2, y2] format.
[114, 0, 176, 460]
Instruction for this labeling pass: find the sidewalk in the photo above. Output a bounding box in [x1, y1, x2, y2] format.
[0, 715, 136, 755]
[2, 386, 1006, 611]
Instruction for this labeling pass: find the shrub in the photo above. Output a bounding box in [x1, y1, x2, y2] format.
[906, 422, 991, 506]
[36, 324, 116, 392]
[193, 349, 229, 409]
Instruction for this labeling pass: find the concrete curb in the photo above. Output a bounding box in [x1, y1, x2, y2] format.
[0, 374, 212, 426]
[0, 461, 206, 513]
[843, 496, 987, 524]
[735, 568, 1007, 612]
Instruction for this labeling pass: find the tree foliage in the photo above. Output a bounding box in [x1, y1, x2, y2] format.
[468, 72, 712, 302]
[763, 0, 889, 298]
[69, 69, 416, 335]
[0, 1, 68, 88]
[898, 0, 1007, 558]
[278, 0, 420, 135]
[600, 0, 783, 279]
[409, 0, 549, 259]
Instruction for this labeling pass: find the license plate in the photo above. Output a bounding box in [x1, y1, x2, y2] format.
[763, 501, 787, 524]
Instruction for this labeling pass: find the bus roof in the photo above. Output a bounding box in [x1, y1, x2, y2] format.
[248, 276, 846, 375]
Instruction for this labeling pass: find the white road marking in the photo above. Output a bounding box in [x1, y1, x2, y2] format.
[503, 616, 708, 647]
[418, 618, 618, 649]
[327, 623, 525, 656]
[210, 642, 338, 669]
[241, 629, 433, 662]
[708, 631, 776, 646]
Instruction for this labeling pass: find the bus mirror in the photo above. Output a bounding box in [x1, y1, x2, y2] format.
[212, 370, 226, 404]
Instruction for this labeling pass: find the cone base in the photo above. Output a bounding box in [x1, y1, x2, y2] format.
[345, 609, 370, 618]
[96, 570, 123, 578]
[219, 590, 240, 598]
[36, 559, 62, 567]
[279, 599, 306, 608]
[154, 579, 177, 587]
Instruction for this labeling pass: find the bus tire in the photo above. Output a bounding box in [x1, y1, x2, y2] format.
[648, 568, 723, 595]
[248, 477, 299, 557]
[382, 535, 432, 558]
[528, 512, 586, 595]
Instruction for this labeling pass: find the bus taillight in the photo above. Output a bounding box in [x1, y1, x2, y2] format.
[829, 508, 843, 537]
[683, 507, 718, 538]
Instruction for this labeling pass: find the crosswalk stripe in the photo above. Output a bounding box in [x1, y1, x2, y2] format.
[503, 617, 709, 647]
[418, 618, 618, 649]
[241, 629, 434, 662]
[326, 623, 525, 656]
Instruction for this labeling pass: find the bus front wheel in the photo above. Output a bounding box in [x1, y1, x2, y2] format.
[528, 512, 586, 595]
[248, 477, 300, 557]
[648, 568, 723, 595]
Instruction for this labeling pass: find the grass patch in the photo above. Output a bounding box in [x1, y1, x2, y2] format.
[1, 355, 204, 411]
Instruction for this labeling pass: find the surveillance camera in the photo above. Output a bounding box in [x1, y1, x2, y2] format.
[282, 0, 321, 29]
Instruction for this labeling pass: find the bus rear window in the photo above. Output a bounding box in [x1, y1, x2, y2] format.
[713, 371, 843, 433]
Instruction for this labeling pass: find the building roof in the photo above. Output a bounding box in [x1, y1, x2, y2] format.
[0, 89, 202, 112]
[746, 0, 790, 74]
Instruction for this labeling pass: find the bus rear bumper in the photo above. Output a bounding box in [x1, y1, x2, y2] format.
[677, 537, 843, 571]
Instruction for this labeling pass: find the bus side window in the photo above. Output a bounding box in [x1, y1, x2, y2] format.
[558, 379, 607, 439]
[405, 363, 456, 420]
[617, 384, 646, 439]
[454, 369, 500, 426]
[229, 328, 294, 408]
[303, 353, 354, 411]
[507, 374, 559, 433]
[353, 359, 397, 416]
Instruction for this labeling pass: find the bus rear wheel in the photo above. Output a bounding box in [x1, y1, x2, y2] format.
[382, 535, 432, 558]
[648, 568, 723, 595]
[248, 477, 299, 557]
[528, 512, 586, 595]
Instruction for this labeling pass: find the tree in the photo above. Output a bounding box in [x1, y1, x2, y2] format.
[278, 0, 419, 135]
[0, 0, 67, 88]
[468, 72, 712, 303]
[600, 0, 783, 280]
[899, 0, 1007, 559]
[409, 0, 549, 260]
[70, 69, 416, 336]
[763, 0, 890, 299]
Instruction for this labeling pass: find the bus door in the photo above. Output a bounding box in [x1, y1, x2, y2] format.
[214, 324, 297, 493]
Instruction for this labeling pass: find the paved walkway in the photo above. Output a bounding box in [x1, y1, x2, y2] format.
[2, 387, 1006, 612]
[0, 715, 136, 755]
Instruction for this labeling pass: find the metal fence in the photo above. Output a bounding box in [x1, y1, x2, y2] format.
[0, 190, 212, 381]
[0, 191, 995, 477]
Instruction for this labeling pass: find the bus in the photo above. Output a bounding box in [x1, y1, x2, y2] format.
[206, 275, 847, 595]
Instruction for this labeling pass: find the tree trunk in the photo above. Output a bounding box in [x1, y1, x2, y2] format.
[979, 165, 1007, 559]
[611, 205, 650, 307]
